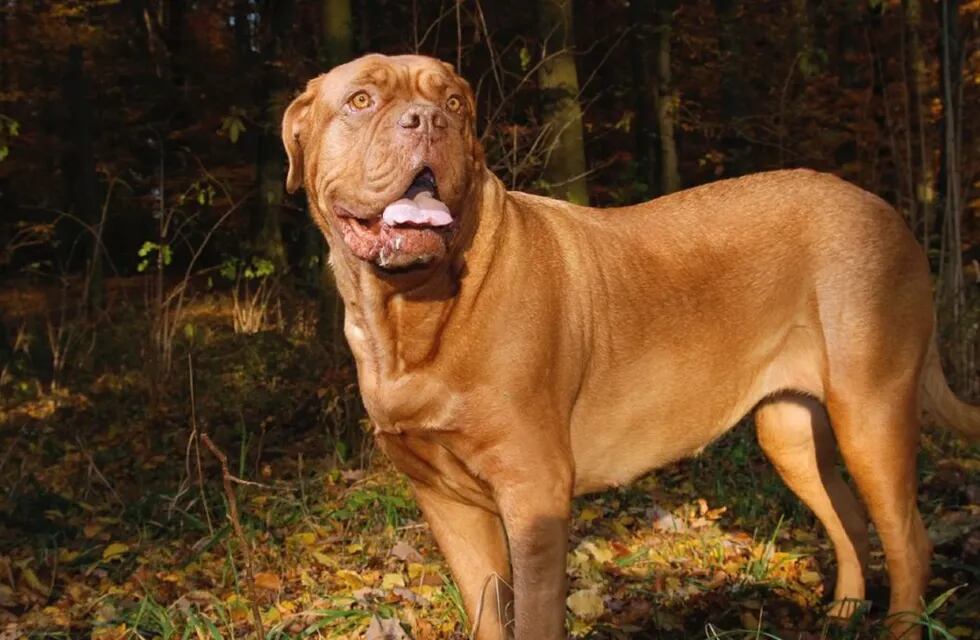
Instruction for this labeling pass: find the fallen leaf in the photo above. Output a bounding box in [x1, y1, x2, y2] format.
[649, 506, 686, 533]
[578, 506, 601, 522]
[567, 588, 605, 621]
[389, 541, 423, 563]
[365, 615, 409, 640]
[800, 569, 823, 585]
[253, 572, 281, 592]
[382, 572, 406, 590]
[101, 542, 130, 561]
[288, 532, 317, 547]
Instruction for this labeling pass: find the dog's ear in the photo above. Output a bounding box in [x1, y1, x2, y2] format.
[282, 75, 324, 194]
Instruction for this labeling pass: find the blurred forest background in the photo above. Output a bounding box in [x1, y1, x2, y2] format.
[1, 1, 979, 639]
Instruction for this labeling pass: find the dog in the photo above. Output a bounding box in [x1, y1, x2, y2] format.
[281, 53, 980, 639]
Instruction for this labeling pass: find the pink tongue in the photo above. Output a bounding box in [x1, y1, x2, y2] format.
[382, 192, 453, 227]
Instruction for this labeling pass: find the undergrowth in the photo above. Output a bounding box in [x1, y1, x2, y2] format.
[0, 292, 977, 639]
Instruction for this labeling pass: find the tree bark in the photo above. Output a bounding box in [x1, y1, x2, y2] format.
[935, 0, 972, 393]
[904, 0, 936, 253]
[629, 0, 657, 198]
[653, 0, 680, 194]
[322, 0, 353, 67]
[246, 0, 291, 275]
[61, 46, 103, 311]
[306, 0, 356, 339]
[713, 0, 749, 176]
[537, 0, 590, 205]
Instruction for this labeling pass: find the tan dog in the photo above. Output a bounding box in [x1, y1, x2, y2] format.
[282, 54, 980, 639]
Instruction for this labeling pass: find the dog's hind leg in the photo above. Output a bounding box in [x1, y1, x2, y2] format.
[827, 381, 931, 640]
[754, 395, 870, 618]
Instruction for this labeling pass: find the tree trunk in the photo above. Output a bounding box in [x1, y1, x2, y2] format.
[537, 0, 589, 205]
[248, 0, 291, 275]
[793, 0, 819, 75]
[936, 0, 972, 393]
[61, 46, 103, 311]
[713, 0, 749, 176]
[653, 0, 680, 194]
[322, 0, 353, 67]
[904, 0, 936, 253]
[629, 0, 656, 198]
[307, 0, 355, 340]
[835, 0, 863, 89]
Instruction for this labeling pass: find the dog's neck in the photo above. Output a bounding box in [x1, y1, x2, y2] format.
[328, 167, 508, 377]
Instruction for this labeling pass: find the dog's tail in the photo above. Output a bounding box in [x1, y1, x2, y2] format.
[921, 334, 980, 442]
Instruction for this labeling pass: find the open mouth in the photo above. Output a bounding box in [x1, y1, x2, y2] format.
[336, 167, 456, 269]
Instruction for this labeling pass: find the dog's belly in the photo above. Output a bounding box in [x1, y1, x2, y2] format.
[569, 392, 751, 495]
[567, 325, 825, 496]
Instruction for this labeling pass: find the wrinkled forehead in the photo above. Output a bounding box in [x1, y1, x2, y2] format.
[320, 54, 464, 102]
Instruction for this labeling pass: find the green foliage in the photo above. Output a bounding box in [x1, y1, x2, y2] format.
[219, 256, 277, 282]
[219, 106, 248, 144]
[136, 241, 172, 272]
[0, 114, 19, 162]
[797, 48, 829, 78]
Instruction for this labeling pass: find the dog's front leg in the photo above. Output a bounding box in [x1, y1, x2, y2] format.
[497, 471, 573, 639]
[411, 483, 513, 640]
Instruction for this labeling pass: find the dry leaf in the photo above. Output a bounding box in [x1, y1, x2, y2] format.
[253, 571, 281, 592]
[381, 572, 406, 590]
[389, 541, 423, 563]
[101, 542, 130, 561]
[365, 615, 409, 640]
[567, 588, 605, 621]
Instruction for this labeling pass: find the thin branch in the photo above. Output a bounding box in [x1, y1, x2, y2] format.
[201, 433, 266, 640]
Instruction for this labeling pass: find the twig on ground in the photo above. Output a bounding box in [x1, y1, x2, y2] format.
[201, 433, 266, 640]
[75, 436, 125, 509]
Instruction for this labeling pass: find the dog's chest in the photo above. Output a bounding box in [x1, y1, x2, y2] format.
[345, 315, 461, 433]
[357, 367, 461, 434]
[376, 431, 497, 511]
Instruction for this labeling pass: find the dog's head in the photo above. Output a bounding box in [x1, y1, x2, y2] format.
[283, 54, 484, 270]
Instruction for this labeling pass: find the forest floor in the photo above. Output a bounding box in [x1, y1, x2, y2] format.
[0, 286, 978, 640]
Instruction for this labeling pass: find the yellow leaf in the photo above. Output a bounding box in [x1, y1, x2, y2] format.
[578, 507, 601, 523]
[288, 532, 317, 547]
[42, 605, 70, 627]
[382, 572, 405, 590]
[254, 571, 281, 592]
[91, 623, 128, 640]
[740, 610, 760, 629]
[335, 569, 365, 590]
[261, 605, 281, 625]
[225, 594, 251, 623]
[312, 551, 335, 567]
[101, 542, 130, 561]
[583, 541, 613, 564]
[346, 542, 364, 554]
[58, 549, 80, 563]
[407, 563, 425, 580]
[800, 570, 822, 585]
[21, 567, 48, 595]
[566, 588, 605, 620]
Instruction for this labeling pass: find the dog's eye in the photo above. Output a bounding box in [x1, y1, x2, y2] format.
[348, 91, 373, 111]
[446, 95, 463, 113]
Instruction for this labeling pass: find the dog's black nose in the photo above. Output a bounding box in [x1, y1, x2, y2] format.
[398, 104, 448, 133]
